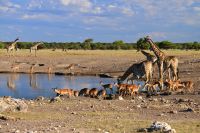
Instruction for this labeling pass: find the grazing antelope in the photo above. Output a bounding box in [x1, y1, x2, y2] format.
[100, 81, 113, 94]
[97, 89, 107, 99]
[79, 88, 90, 96]
[89, 88, 98, 98]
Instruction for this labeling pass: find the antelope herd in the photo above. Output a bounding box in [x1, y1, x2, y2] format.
[52, 77, 194, 100]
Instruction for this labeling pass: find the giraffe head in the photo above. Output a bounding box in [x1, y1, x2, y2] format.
[14, 37, 19, 42]
[144, 36, 151, 42]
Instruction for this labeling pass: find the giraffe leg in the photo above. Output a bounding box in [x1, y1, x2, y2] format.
[168, 68, 171, 80]
[159, 61, 164, 90]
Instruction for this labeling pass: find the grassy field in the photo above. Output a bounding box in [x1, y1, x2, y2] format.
[0, 49, 200, 57]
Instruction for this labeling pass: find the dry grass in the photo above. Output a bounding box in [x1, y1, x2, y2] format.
[0, 49, 199, 58]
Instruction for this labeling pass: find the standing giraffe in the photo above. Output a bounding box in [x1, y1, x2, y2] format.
[7, 38, 19, 57]
[145, 36, 165, 90]
[141, 50, 157, 63]
[141, 50, 179, 80]
[30, 42, 43, 57]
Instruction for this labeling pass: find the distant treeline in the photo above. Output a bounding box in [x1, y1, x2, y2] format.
[0, 38, 199, 50]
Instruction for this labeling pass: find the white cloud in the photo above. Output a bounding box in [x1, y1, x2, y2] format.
[0, 1, 21, 13]
[121, 7, 135, 16]
[21, 14, 47, 19]
[193, 6, 200, 12]
[60, 0, 92, 13]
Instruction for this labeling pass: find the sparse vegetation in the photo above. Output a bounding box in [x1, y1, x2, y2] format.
[2, 38, 199, 50]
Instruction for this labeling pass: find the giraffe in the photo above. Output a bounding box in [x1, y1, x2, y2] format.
[118, 60, 154, 84]
[144, 36, 166, 90]
[141, 50, 157, 63]
[7, 38, 19, 57]
[141, 47, 179, 81]
[30, 42, 43, 57]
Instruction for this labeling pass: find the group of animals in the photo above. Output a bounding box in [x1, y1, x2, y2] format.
[53, 81, 141, 99]
[52, 36, 194, 99]
[53, 82, 107, 99]
[6, 36, 194, 98]
[5, 37, 43, 57]
[117, 36, 194, 95]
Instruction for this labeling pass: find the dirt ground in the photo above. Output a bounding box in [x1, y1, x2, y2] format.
[0, 49, 200, 133]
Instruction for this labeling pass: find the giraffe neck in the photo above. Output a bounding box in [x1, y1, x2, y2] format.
[148, 39, 165, 60]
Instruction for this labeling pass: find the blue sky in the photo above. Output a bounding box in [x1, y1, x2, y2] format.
[0, 0, 200, 42]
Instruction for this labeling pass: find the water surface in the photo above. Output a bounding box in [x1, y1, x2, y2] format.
[0, 73, 118, 99]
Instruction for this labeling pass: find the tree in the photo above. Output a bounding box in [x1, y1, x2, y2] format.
[112, 40, 125, 49]
[0, 42, 4, 49]
[158, 41, 176, 49]
[82, 38, 93, 50]
[136, 38, 150, 50]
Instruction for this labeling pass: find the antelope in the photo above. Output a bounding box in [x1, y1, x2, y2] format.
[180, 80, 194, 93]
[100, 81, 113, 94]
[126, 84, 141, 96]
[97, 89, 107, 99]
[68, 89, 74, 97]
[89, 88, 98, 98]
[115, 83, 128, 96]
[79, 88, 90, 96]
[53, 88, 69, 96]
[74, 90, 79, 97]
[144, 81, 161, 93]
[164, 79, 184, 91]
[53, 88, 74, 97]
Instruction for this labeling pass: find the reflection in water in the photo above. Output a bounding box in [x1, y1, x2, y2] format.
[7, 73, 19, 90]
[0, 74, 144, 99]
[29, 74, 38, 89]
